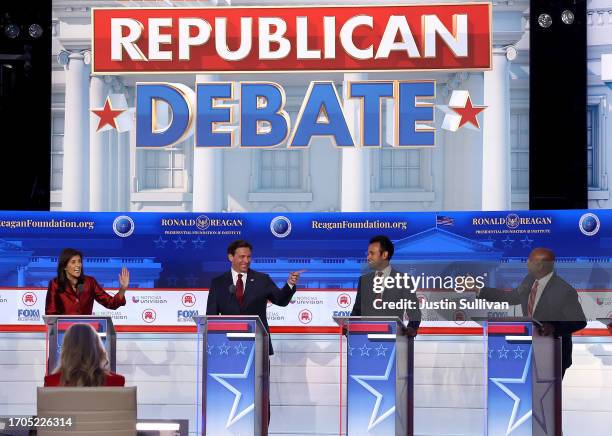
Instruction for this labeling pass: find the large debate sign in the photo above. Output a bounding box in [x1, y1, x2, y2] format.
[93, 4, 490, 148]
[1, 210, 610, 330]
[51, 1, 530, 212]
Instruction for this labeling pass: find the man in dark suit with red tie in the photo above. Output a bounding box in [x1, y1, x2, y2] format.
[206, 240, 302, 427]
[478, 247, 586, 377]
[206, 239, 303, 354]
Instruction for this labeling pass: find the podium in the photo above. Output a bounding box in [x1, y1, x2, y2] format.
[478, 317, 562, 436]
[193, 315, 269, 436]
[597, 317, 612, 328]
[334, 316, 414, 436]
[43, 315, 116, 374]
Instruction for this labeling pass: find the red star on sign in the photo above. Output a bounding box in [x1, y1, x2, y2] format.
[451, 96, 486, 129]
[91, 97, 125, 131]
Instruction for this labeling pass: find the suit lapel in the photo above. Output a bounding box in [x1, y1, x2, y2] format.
[221, 271, 236, 308]
[242, 270, 258, 307]
[363, 273, 375, 302]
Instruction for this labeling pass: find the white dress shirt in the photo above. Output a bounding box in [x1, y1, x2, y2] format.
[231, 268, 294, 294]
[374, 265, 392, 278]
[231, 269, 245, 285]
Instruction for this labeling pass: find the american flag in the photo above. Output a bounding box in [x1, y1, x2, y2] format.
[436, 215, 455, 226]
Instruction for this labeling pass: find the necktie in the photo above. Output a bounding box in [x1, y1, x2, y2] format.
[527, 280, 539, 317]
[236, 273, 244, 307]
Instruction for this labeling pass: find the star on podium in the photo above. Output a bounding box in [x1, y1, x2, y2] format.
[91, 97, 125, 131]
[351, 347, 396, 431]
[210, 346, 255, 428]
[489, 347, 533, 434]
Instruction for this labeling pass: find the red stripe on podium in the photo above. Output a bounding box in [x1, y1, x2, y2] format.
[487, 324, 527, 335]
[58, 321, 101, 331]
[207, 322, 250, 332]
[348, 324, 390, 333]
[0, 325, 609, 336]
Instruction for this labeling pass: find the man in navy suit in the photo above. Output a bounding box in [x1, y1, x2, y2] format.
[206, 239, 303, 354]
[206, 239, 302, 428]
[478, 247, 586, 377]
[351, 235, 421, 334]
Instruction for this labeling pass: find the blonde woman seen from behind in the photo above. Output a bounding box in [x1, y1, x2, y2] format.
[44, 323, 125, 387]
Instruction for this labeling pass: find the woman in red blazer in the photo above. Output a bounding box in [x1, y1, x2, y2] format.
[44, 323, 125, 387]
[45, 247, 130, 316]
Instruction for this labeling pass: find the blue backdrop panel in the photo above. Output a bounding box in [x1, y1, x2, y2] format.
[0, 210, 608, 291]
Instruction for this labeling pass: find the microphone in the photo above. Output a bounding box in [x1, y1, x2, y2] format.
[228, 284, 236, 295]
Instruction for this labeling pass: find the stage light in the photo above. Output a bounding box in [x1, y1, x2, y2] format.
[4, 24, 20, 39]
[538, 13, 552, 28]
[28, 24, 43, 38]
[561, 10, 575, 25]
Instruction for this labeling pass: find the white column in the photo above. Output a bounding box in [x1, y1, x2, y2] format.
[193, 74, 224, 211]
[58, 50, 90, 211]
[117, 83, 131, 211]
[341, 73, 370, 211]
[89, 76, 109, 211]
[482, 47, 513, 210]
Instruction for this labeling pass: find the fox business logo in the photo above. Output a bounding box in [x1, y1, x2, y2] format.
[18, 308, 40, 321]
[178, 309, 199, 322]
[22, 292, 37, 306]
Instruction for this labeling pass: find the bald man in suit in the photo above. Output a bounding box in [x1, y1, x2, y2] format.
[478, 247, 586, 377]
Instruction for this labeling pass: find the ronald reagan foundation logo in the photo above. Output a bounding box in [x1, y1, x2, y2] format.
[161, 215, 243, 235]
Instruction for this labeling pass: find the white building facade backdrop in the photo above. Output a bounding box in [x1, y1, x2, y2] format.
[50, 0, 610, 213]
